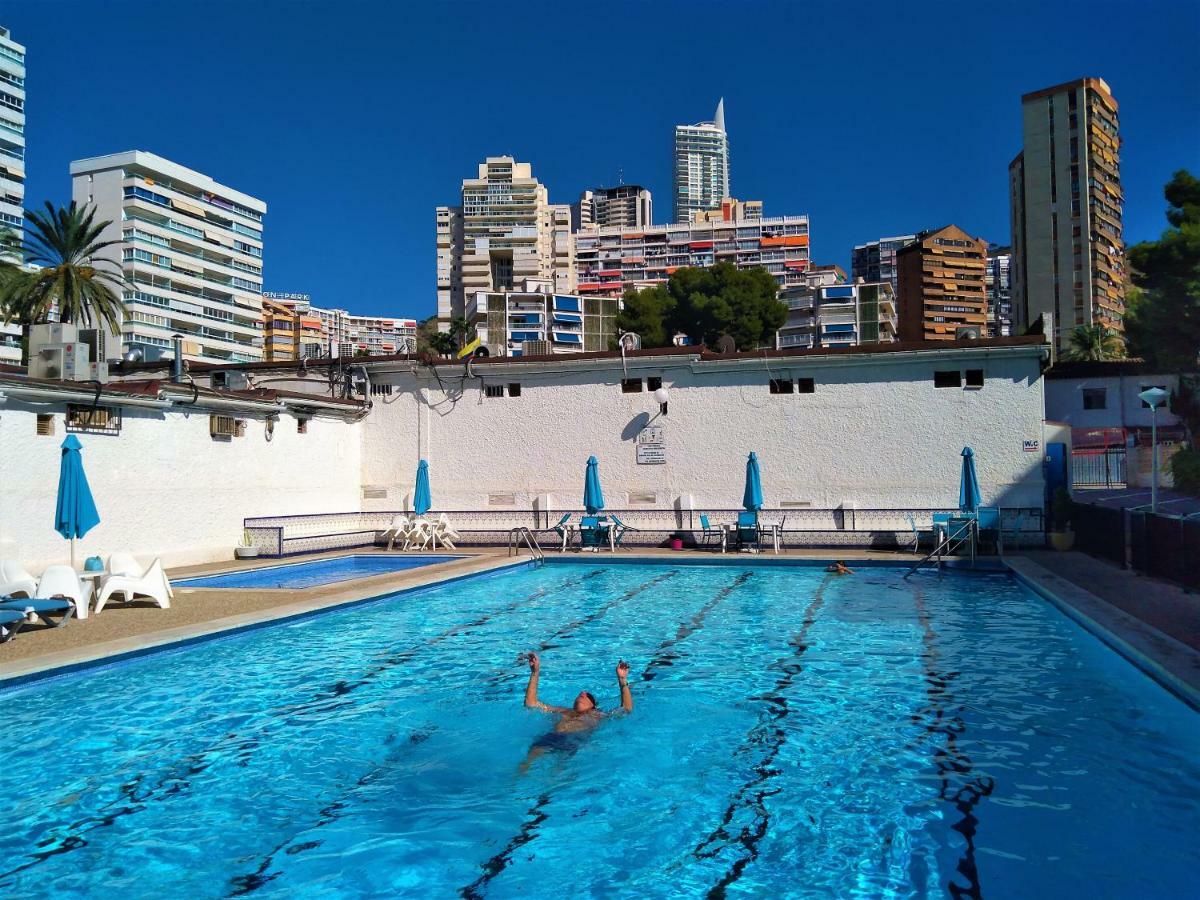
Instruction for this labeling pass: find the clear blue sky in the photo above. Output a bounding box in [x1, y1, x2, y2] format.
[7, 0, 1199, 319]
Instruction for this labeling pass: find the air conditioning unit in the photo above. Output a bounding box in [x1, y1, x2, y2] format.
[209, 415, 244, 438]
[955, 326, 982, 341]
[212, 371, 251, 391]
[521, 340, 552, 356]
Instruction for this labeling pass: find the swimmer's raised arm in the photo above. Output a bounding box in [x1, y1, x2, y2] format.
[524, 651, 568, 713]
[616, 660, 632, 713]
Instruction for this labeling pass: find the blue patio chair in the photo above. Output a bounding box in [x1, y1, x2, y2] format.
[533, 513, 572, 552]
[905, 513, 932, 554]
[0, 596, 76, 629]
[579, 516, 611, 551]
[698, 514, 724, 550]
[976, 507, 1002, 553]
[608, 514, 638, 550]
[0, 608, 26, 643]
[735, 511, 761, 552]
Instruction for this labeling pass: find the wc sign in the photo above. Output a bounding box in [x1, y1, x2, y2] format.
[1023, 439, 1041, 453]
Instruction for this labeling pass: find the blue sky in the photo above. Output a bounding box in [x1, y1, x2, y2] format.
[6, 0, 1199, 320]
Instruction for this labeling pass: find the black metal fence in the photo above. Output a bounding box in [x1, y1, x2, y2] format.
[1074, 502, 1200, 590]
[1072, 448, 1127, 489]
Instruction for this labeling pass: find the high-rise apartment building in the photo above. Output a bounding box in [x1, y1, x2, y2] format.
[776, 274, 898, 351]
[572, 185, 652, 231]
[673, 99, 730, 223]
[466, 277, 618, 356]
[895, 225, 989, 341]
[851, 235, 917, 293]
[436, 156, 575, 328]
[70, 151, 266, 364]
[262, 292, 416, 359]
[575, 212, 810, 299]
[261, 294, 325, 360]
[1009, 78, 1124, 350]
[985, 247, 1013, 338]
[0, 26, 24, 247]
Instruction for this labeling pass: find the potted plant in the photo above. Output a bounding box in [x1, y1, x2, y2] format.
[235, 529, 260, 559]
[1048, 486, 1075, 551]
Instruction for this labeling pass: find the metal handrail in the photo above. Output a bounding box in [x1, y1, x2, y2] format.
[508, 527, 544, 561]
[903, 520, 975, 579]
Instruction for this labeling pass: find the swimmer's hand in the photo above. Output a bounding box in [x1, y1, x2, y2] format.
[616, 660, 629, 680]
[528, 651, 540, 673]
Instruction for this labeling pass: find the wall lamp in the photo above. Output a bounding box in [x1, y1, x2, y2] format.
[654, 387, 670, 416]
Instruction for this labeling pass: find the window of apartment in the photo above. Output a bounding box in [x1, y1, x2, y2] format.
[647, 376, 663, 391]
[797, 378, 815, 394]
[484, 384, 504, 398]
[621, 378, 644, 393]
[965, 369, 985, 389]
[36, 414, 55, 436]
[1140, 385, 1168, 409]
[934, 370, 962, 388]
[769, 378, 794, 394]
[1082, 388, 1107, 410]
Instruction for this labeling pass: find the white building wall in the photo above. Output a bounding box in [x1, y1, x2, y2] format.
[0, 404, 361, 569]
[1044, 374, 1181, 430]
[356, 348, 1046, 514]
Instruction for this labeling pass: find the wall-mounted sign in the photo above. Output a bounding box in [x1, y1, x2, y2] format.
[1023, 439, 1040, 453]
[637, 425, 666, 464]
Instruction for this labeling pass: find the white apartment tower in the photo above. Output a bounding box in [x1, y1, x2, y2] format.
[0, 26, 24, 244]
[71, 151, 267, 364]
[673, 99, 730, 224]
[436, 156, 575, 326]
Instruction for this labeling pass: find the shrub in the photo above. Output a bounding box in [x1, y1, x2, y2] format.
[1050, 486, 1074, 530]
[1170, 447, 1200, 495]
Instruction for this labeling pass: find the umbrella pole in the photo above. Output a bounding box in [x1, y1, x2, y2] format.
[71, 537, 76, 569]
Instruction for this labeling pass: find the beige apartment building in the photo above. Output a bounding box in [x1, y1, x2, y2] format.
[896, 225, 989, 341]
[71, 150, 266, 364]
[436, 157, 574, 327]
[1009, 77, 1124, 350]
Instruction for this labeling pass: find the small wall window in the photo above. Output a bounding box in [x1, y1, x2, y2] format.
[621, 378, 644, 393]
[769, 378, 795, 394]
[297, 418, 309, 434]
[370, 383, 393, 396]
[209, 415, 245, 439]
[507, 383, 522, 397]
[797, 378, 815, 394]
[36, 414, 54, 436]
[66, 404, 122, 435]
[934, 371, 962, 388]
[965, 369, 985, 389]
[647, 376, 663, 391]
[1082, 388, 1107, 410]
[485, 384, 504, 398]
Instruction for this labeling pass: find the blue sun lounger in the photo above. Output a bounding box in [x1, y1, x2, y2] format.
[0, 608, 26, 643]
[0, 596, 76, 628]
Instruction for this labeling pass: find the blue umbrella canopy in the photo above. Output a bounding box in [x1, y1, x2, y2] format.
[413, 459, 432, 516]
[743, 452, 763, 512]
[583, 456, 605, 515]
[959, 447, 982, 513]
[55, 435, 100, 565]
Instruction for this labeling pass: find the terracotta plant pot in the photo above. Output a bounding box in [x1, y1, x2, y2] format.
[1048, 530, 1075, 552]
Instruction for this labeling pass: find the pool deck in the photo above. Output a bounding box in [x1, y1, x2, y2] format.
[2, 547, 1199, 707]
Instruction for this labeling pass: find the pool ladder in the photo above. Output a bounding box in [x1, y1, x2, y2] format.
[508, 527, 545, 562]
[903, 520, 975, 579]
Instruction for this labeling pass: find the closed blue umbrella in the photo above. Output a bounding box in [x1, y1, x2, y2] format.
[413, 459, 432, 516]
[959, 447, 982, 514]
[743, 452, 763, 511]
[583, 456, 605, 515]
[55, 434, 100, 567]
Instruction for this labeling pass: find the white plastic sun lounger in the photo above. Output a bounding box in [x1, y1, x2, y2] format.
[35, 565, 93, 621]
[0, 559, 38, 599]
[94, 555, 172, 614]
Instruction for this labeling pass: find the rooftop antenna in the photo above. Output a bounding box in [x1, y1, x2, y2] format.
[617, 167, 624, 186]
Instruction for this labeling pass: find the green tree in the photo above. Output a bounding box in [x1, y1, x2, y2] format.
[0, 202, 127, 363]
[1126, 170, 1200, 371]
[447, 316, 475, 352]
[613, 263, 786, 350]
[1064, 324, 1125, 361]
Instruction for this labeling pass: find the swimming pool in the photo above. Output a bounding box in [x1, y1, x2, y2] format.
[174, 554, 461, 590]
[2, 562, 1197, 897]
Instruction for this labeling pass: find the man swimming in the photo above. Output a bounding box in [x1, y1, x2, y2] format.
[520, 651, 631, 768]
[826, 560, 854, 575]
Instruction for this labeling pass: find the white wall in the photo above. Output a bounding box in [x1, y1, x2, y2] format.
[356, 347, 1046, 514]
[1044, 374, 1180, 431]
[0, 403, 361, 570]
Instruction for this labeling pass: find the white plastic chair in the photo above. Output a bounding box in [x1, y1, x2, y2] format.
[434, 514, 461, 550]
[95, 555, 172, 614]
[383, 515, 413, 551]
[404, 519, 433, 551]
[0, 560, 38, 598]
[35, 565, 93, 620]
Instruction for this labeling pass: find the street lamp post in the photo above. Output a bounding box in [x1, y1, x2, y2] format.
[1138, 387, 1169, 513]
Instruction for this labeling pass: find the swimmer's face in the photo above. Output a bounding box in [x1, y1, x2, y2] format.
[573, 691, 597, 713]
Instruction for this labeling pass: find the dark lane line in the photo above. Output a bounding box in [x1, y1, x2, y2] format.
[459, 569, 743, 899]
[693, 574, 834, 900]
[908, 583, 995, 900]
[0, 571, 593, 887]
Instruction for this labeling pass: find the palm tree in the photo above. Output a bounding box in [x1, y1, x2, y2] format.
[1064, 324, 1125, 361]
[0, 202, 127, 363]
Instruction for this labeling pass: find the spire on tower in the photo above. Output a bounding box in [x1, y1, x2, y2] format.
[714, 97, 725, 132]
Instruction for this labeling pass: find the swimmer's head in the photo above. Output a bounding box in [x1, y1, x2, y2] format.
[573, 690, 598, 713]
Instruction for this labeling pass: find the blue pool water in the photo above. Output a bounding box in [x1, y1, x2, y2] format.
[174, 554, 460, 589]
[2, 562, 1198, 898]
